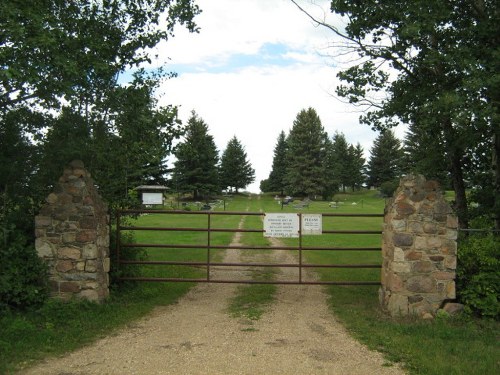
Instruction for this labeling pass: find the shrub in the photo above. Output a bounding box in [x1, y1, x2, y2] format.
[108, 219, 148, 289]
[379, 179, 399, 198]
[457, 233, 499, 319]
[0, 225, 49, 311]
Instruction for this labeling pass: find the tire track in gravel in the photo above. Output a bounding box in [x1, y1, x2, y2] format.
[20, 209, 405, 375]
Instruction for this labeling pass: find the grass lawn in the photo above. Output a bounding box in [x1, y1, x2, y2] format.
[1, 191, 498, 374]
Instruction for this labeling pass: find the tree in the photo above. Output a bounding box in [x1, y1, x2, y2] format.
[366, 130, 402, 188]
[0, 0, 200, 113]
[1, 0, 200, 217]
[325, 132, 365, 194]
[347, 143, 366, 191]
[0, 1, 200, 309]
[291, 0, 500, 229]
[219, 136, 255, 193]
[35, 73, 183, 208]
[0, 108, 45, 230]
[259, 178, 272, 193]
[321, 136, 338, 200]
[285, 108, 328, 197]
[330, 132, 350, 192]
[95, 76, 183, 202]
[267, 131, 289, 195]
[173, 112, 219, 200]
[402, 121, 449, 186]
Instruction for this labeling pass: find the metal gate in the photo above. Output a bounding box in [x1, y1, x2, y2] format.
[115, 209, 383, 285]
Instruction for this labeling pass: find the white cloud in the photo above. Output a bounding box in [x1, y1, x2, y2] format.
[155, 0, 401, 193]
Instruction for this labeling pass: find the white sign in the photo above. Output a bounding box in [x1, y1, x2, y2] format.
[302, 214, 322, 235]
[142, 192, 163, 205]
[264, 213, 299, 238]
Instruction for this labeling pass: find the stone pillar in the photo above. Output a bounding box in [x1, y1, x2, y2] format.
[380, 175, 458, 318]
[35, 160, 110, 302]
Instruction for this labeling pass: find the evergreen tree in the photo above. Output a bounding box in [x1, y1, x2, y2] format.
[330, 132, 351, 192]
[402, 122, 449, 186]
[259, 178, 272, 193]
[347, 143, 366, 191]
[285, 108, 328, 197]
[173, 112, 219, 200]
[219, 136, 255, 193]
[267, 131, 289, 195]
[366, 130, 403, 188]
[322, 136, 338, 200]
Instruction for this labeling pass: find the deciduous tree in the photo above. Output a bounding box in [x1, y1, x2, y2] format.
[291, 0, 500, 228]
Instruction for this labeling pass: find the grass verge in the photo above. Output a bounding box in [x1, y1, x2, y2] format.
[0, 281, 194, 373]
[325, 285, 499, 374]
[227, 268, 277, 324]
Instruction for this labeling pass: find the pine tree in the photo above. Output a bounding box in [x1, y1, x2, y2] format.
[267, 131, 288, 195]
[219, 136, 255, 193]
[366, 130, 403, 188]
[285, 108, 328, 197]
[347, 143, 366, 191]
[322, 136, 338, 200]
[173, 111, 219, 200]
[402, 122, 449, 186]
[330, 132, 351, 192]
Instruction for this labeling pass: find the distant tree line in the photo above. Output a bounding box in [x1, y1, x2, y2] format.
[260, 107, 401, 199]
[260, 108, 365, 199]
[260, 106, 483, 205]
[172, 111, 255, 200]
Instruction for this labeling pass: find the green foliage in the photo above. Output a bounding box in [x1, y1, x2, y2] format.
[379, 179, 399, 198]
[322, 0, 500, 229]
[0, 0, 200, 312]
[366, 130, 403, 188]
[402, 121, 450, 187]
[457, 234, 500, 319]
[285, 107, 328, 197]
[259, 178, 272, 193]
[267, 130, 289, 195]
[109, 226, 148, 289]
[173, 111, 220, 199]
[219, 136, 255, 192]
[0, 225, 48, 311]
[1, 0, 200, 111]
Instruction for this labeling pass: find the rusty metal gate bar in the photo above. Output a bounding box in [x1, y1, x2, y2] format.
[116, 209, 383, 285]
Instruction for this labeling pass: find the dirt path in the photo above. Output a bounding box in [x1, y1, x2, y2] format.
[21, 214, 405, 375]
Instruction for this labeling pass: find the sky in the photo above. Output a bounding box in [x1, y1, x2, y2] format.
[150, 0, 404, 193]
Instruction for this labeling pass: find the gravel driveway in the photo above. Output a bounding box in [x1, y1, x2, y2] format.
[20, 215, 405, 375]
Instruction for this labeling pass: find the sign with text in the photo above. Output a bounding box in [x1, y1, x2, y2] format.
[302, 214, 322, 235]
[142, 192, 163, 205]
[264, 213, 299, 238]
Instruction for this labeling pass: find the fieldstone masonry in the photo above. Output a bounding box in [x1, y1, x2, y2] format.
[35, 160, 110, 302]
[380, 175, 458, 317]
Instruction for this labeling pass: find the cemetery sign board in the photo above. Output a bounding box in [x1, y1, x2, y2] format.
[302, 214, 322, 235]
[264, 213, 299, 238]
